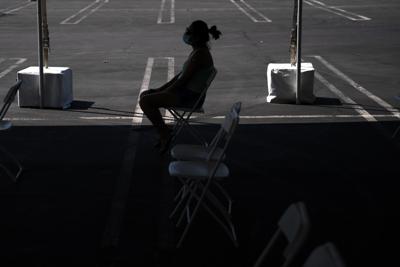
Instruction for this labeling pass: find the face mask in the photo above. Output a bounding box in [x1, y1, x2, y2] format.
[183, 33, 192, 45]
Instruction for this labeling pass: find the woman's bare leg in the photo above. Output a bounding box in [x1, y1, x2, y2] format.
[139, 90, 179, 139]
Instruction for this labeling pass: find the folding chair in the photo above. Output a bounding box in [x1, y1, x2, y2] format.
[0, 80, 23, 182]
[303, 243, 346, 267]
[253, 202, 311, 267]
[168, 103, 240, 248]
[166, 67, 217, 147]
[170, 102, 241, 161]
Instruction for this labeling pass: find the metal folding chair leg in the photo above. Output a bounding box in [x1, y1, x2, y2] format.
[176, 178, 238, 248]
[393, 126, 400, 139]
[168, 109, 208, 147]
[172, 178, 232, 226]
[170, 179, 195, 219]
[0, 145, 23, 182]
[212, 180, 233, 214]
[176, 181, 199, 227]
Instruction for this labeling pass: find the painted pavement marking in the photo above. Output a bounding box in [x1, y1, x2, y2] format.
[0, 58, 27, 79]
[157, 0, 175, 24]
[304, 0, 371, 21]
[230, 0, 272, 23]
[0, 0, 34, 14]
[60, 0, 109, 25]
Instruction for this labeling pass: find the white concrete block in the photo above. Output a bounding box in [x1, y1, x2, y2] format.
[17, 66, 73, 109]
[266, 63, 315, 104]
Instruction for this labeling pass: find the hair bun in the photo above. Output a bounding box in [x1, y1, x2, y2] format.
[209, 25, 222, 40]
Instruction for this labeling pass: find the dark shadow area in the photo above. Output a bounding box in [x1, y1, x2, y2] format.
[0, 121, 399, 266]
[69, 100, 96, 110]
[0, 13, 14, 18]
[90, 107, 134, 115]
[0, 125, 131, 266]
[313, 97, 342, 105]
[67, 101, 137, 117]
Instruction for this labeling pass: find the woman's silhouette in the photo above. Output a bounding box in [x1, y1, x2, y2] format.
[139, 20, 222, 153]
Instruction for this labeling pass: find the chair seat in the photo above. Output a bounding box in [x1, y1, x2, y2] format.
[169, 160, 229, 179]
[171, 144, 225, 161]
[0, 121, 12, 131]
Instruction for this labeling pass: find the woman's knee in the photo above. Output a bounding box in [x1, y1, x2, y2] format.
[140, 89, 157, 100]
[139, 90, 148, 100]
[139, 94, 160, 111]
[139, 95, 150, 110]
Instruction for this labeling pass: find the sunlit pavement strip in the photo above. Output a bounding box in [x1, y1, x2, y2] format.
[304, 0, 371, 21]
[60, 0, 109, 25]
[230, 0, 271, 23]
[0, 0, 34, 14]
[0, 58, 27, 79]
[310, 55, 400, 119]
[157, 0, 175, 24]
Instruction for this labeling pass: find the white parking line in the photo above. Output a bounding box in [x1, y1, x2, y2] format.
[157, 0, 175, 24]
[314, 72, 376, 122]
[311, 55, 400, 119]
[0, 0, 34, 14]
[230, 0, 272, 23]
[165, 57, 175, 122]
[132, 57, 154, 125]
[211, 114, 396, 120]
[5, 114, 398, 122]
[304, 0, 371, 21]
[60, 0, 109, 25]
[0, 58, 27, 79]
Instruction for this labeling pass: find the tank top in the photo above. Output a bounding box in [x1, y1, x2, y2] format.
[179, 49, 215, 93]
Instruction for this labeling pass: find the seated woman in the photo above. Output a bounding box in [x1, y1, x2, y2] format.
[139, 20, 222, 153]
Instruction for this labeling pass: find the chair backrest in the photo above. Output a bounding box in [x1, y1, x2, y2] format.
[205, 67, 217, 88]
[206, 102, 241, 161]
[303, 243, 346, 267]
[0, 80, 22, 121]
[253, 202, 311, 267]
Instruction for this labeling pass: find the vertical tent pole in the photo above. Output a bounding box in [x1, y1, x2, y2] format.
[37, 0, 44, 108]
[290, 0, 298, 65]
[42, 0, 50, 68]
[296, 0, 303, 104]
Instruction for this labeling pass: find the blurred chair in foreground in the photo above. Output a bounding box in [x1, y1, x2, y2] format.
[0, 80, 23, 182]
[303, 242, 346, 267]
[253, 202, 311, 267]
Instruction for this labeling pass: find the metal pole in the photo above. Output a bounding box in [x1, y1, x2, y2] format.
[296, 0, 303, 104]
[42, 0, 50, 68]
[290, 0, 298, 66]
[37, 0, 44, 108]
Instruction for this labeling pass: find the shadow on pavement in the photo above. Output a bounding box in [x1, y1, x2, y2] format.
[0, 121, 399, 266]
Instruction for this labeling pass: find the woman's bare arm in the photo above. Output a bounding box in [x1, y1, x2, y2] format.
[157, 72, 181, 91]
